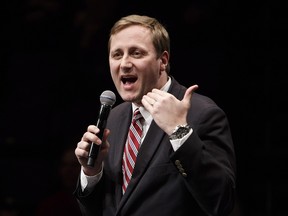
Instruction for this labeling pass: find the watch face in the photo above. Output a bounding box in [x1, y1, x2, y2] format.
[176, 127, 189, 137]
[170, 125, 191, 140]
[178, 127, 187, 133]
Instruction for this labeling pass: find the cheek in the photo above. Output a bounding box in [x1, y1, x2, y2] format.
[142, 68, 160, 87]
[110, 71, 117, 83]
[109, 60, 116, 70]
[109, 62, 118, 76]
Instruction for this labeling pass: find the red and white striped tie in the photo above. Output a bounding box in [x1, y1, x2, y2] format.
[122, 108, 143, 193]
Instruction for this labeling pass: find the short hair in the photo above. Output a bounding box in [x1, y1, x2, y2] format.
[108, 14, 170, 73]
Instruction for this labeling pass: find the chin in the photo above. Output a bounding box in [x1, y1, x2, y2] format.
[122, 94, 140, 103]
[120, 94, 134, 102]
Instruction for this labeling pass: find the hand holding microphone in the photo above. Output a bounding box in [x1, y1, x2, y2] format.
[87, 90, 116, 167]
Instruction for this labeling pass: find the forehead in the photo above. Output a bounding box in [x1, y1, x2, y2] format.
[110, 25, 153, 48]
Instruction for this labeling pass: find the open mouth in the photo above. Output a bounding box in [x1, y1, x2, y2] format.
[121, 76, 137, 84]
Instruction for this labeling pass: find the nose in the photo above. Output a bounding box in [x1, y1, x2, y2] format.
[120, 56, 132, 72]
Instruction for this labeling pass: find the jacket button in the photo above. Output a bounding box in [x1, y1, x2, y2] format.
[175, 160, 181, 166]
[179, 168, 185, 173]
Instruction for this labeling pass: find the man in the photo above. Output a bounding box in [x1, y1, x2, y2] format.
[74, 14, 236, 216]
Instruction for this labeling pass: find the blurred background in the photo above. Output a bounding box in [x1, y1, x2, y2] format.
[1, 0, 287, 215]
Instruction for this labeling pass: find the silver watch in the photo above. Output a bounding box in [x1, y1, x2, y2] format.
[169, 124, 191, 140]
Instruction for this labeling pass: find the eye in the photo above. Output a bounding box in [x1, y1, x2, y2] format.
[131, 49, 145, 59]
[111, 51, 122, 60]
[132, 51, 141, 57]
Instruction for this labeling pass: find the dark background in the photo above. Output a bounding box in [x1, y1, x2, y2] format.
[1, 0, 287, 215]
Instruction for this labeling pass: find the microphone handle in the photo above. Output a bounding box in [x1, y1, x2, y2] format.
[87, 144, 100, 167]
[87, 104, 111, 167]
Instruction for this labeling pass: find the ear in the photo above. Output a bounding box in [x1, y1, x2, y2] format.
[160, 51, 169, 71]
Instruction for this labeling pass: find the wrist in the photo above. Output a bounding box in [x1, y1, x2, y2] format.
[83, 162, 103, 176]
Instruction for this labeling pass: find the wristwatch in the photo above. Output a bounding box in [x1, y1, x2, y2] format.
[169, 124, 192, 140]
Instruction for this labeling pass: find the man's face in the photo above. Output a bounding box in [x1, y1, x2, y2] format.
[109, 25, 164, 105]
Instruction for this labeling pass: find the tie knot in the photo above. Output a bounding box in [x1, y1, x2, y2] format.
[133, 109, 142, 121]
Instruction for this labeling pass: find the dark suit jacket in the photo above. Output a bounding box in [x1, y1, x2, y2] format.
[74, 77, 236, 216]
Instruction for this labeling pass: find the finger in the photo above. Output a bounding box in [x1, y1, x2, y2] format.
[84, 125, 103, 144]
[77, 139, 90, 150]
[150, 89, 166, 101]
[75, 143, 89, 158]
[151, 88, 165, 96]
[182, 84, 199, 104]
[142, 95, 153, 110]
[142, 95, 156, 106]
[147, 89, 168, 106]
[87, 125, 99, 134]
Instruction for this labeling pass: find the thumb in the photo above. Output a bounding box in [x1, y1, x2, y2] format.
[182, 84, 199, 104]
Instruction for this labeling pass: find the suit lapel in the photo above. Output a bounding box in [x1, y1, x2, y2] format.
[106, 105, 132, 204]
[133, 120, 166, 179]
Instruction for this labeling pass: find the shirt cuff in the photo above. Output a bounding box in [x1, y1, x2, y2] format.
[80, 164, 103, 192]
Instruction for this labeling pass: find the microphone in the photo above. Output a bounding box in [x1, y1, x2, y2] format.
[87, 90, 116, 167]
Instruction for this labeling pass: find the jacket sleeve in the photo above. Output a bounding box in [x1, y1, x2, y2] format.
[171, 104, 236, 216]
[73, 176, 104, 216]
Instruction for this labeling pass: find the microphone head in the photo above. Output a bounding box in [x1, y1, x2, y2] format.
[100, 90, 116, 106]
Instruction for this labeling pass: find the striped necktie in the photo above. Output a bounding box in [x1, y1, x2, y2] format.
[122, 108, 143, 193]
